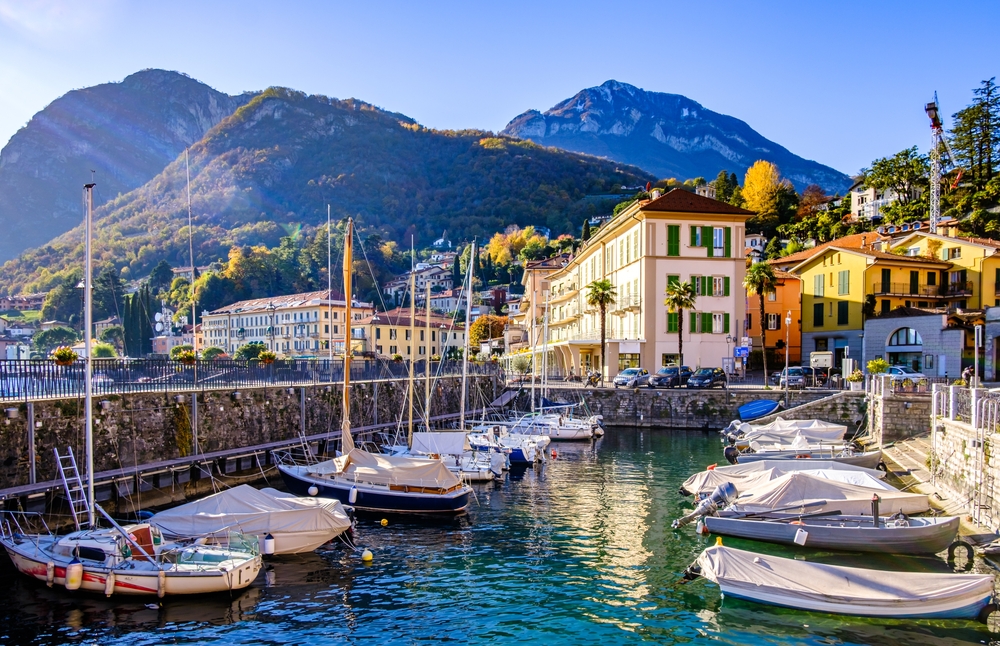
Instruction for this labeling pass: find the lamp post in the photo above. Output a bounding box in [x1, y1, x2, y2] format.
[784, 310, 792, 405]
[725, 334, 734, 378]
[267, 302, 276, 352]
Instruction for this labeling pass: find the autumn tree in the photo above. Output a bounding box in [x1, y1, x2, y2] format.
[742, 160, 794, 232]
[469, 314, 508, 348]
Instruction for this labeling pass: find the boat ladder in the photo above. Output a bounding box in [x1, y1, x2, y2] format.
[54, 447, 90, 530]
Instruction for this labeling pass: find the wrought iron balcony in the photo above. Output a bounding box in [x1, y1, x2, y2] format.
[872, 281, 972, 298]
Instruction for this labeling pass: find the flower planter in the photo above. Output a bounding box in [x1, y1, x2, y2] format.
[849, 381, 863, 391]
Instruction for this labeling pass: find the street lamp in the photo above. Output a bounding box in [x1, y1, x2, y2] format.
[267, 302, 276, 351]
[784, 310, 792, 405]
[725, 334, 734, 378]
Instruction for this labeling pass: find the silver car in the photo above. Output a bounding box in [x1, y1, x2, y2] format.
[613, 368, 649, 388]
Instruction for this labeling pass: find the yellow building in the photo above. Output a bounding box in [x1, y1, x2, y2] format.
[888, 232, 1000, 309]
[514, 189, 753, 378]
[355, 308, 466, 361]
[202, 290, 374, 358]
[790, 245, 950, 367]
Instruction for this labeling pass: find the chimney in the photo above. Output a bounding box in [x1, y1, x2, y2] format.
[861, 236, 866, 248]
[651, 189, 661, 200]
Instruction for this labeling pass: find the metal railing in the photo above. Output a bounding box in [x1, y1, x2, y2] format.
[0, 358, 500, 402]
[872, 281, 972, 297]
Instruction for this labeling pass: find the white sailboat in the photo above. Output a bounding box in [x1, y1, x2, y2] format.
[0, 182, 261, 597]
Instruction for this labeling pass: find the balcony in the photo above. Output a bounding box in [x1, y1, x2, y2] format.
[872, 282, 972, 298]
[613, 295, 642, 313]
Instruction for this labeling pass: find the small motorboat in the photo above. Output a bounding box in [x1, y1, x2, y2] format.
[679, 460, 886, 497]
[737, 400, 782, 422]
[689, 544, 994, 620]
[704, 512, 961, 555]
[724, 441, 884, 471]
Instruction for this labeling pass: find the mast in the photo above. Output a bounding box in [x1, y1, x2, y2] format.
[542, 288, 550, 405]
[459, 241, 475, 429]
[407, 240, 415, 447]
[530, 286, 536, 413]
[84, 182, 95, 528]
[186, 149, 198, 451]
[424, 279, 431, 431]
[327, 204, 333, 371]
[341, 218, 355, 454]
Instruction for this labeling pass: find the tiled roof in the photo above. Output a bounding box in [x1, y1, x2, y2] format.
[360, 308, 464, 329]
[770, 232, 888, 266]
[641, 188, 755, 216]
[209, 290, 374, 315]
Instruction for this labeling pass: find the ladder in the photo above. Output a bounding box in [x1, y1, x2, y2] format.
[54, 447, 90, 530]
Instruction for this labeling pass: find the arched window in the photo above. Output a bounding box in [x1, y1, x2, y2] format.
[888, 328, 922, 346]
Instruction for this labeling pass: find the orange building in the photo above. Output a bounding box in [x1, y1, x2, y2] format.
[747, 269, 802, 365]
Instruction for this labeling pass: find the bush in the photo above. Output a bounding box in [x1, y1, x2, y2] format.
[258, 350, 277, 364]
[867, 357, 889, 374]
[177, 350, 196, 364]
[92, 342, 117, 358]
[846, 369, 864, 383]
[201, 346, 227, 360]
[51, 346, 78, 365]
[391, 353, 403, 362]
[234, 342, 266, 360]
[169, 344, 194, 361]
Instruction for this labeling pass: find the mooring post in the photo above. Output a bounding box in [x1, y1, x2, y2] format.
[26, 400, 35, 485]
[191, 391, 199, 455]
[300, 386, 306, 437]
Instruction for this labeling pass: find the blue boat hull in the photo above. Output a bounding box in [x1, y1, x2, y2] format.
[725, 591, 992, 620]
[738, 400, 781, 422]
[277, 466, 471, 515]
[508, 448, 532, 464]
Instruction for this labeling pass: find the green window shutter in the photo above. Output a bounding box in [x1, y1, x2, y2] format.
[724, 227, 732, 258]
[813, 302, 824, 327]
[702, 312, 712, 333]
[724, 313, 730, 334]
[691, 275, 699, 294]
[701, 276, 709, 296]
[667, 274, 680, 287]
[837, 300, 849, 325]
[724, 276, 730, 296]
[690, 225, 698, 247]
[690, 312, 697, 333]
[667, 312, 678, 333]
[667, 225, 680, 256]
[703, 226, 713, 257]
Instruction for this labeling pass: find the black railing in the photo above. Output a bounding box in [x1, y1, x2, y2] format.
[0, 358, 500, 402]
[873, 281, 972, 297]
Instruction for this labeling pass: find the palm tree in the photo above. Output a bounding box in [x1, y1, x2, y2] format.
[744, 262, 778, 389]
[663, 281, 697, 377]
[586, 279, 616, 385]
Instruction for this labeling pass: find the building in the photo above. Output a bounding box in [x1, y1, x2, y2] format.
[746, 269, 802, 365]
[383, 266, 454, 302]
[424, 288, 463, 313]
[507, 255, 571, 354]
[201, 290, 375, 358]
[511, 189, 753, 377]
[745, 233, 767, 263]
[865, 307, 980, 379]
[790, 244, 951, 368]
[0, 292, 47, 311]
[886, 231, 1000, 310]
[354, 308, 466, 360]
[94, 316, 121, 338]
[848, 177, 920, 222]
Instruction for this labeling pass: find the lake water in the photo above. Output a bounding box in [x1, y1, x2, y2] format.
[0, 428, 993, 645]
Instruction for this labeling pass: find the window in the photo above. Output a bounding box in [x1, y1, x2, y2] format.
[767, 313, 780, 330]
[928, 272, 937, 286]
[618, 354, 641, 371]
[667, 225, 680, 257]
[375, 328, 381, 339]
[691, 226, 703, 247]
[813, 302, 824, 327]
[390, 329, 397, 340]
[713, 227, 725, 255]
[405, 330, 411, 340]
[837, 270, 850, 295]
[606, 244, 614, 272]
[888, 328, 923, 346]
[767, 292, 776, 301]
[712, 313, 725, 334]
[334, 325, 339, 334]
[619, 242, 625, 266]
[420, 330, 425, 341]
[324, 324, 329, 333]
[837, 301, 849, 325]
[667, 274, 680, 287]
[881, 299, 891, 314]
[667, 312, 679, 333]
[813, 274, 825, 297]
[946, 247, 961, 260]
[632, 230, 639, 260]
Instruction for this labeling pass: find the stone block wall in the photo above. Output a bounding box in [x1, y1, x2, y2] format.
[868, 393, 933, 443]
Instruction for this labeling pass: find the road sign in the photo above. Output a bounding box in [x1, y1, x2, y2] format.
[741, 336, 752, 348]
[734, 346, 749, 358]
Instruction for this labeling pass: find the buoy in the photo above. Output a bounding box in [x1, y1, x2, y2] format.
[65, 557, 83, 591]
[380, 518, 388, 527]
[104, 571, 116, 597]
[551, 450, 558, 459]
[46, 561, 55, 587]
[696, 519, 709, 535]
[262, 533, 276, 556]
[349, 486, 358, 504]
[715, 537, 723, 546]
[361, 549, 373, 562]
[307, 485, 319, 496]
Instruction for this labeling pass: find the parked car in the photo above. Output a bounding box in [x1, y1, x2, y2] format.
[648, 365, 693, 388]
[613, 368, 649, 388]
[886, 366, 926, 382]
[769, 370, 782, 386]
[687, 367, 727, 388]
[778, 366, 807, 389]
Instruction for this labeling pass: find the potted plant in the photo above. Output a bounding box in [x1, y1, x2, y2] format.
[51, 346, 78, 366]
[391, 353, 403, 363]
[900, 377, 914, 392]
[847, 369, 864, 391]
[916, 378, 929, 393]
[177, 350, 197, 365]
[430, 354, 441, 362]
[258, 350, 277, 365]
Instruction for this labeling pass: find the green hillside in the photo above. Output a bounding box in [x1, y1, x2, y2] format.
[0, 87, 653, 294]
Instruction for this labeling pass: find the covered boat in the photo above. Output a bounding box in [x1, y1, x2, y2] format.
[703, 514, 960, 554]
[680, 461, 886, 497]
[693, 544, 993, 619]
[149, 485, 353, 555]
[725, 443, 884, 470]
[724, 471, 928, 516]
[737, 400, 781, 422]
[724, 418, 850, 449]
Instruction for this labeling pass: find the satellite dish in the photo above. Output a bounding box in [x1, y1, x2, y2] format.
[154, 312, 162, 322]
[155, 322, 163, 332]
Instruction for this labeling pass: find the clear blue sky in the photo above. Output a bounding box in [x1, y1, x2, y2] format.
[1, 0, 997, 178]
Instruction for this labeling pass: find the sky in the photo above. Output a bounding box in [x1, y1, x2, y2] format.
[1, 0, 998, 177]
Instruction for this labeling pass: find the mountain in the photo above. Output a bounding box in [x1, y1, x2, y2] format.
[501, 80, 850, 193]
[0, 69, 254, 263]
[0, 87, 653, 294]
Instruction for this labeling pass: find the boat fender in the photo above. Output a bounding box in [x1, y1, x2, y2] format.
[977, 603, 998, 624]
[157, 570, 166, 598]
[876, 461, 888, 473]
[361, 549, 373, 562]
[349, 486, 358, 504]
[681, 563, 702, 582]
[65, 557, 83, 591]
[45, 561, 55, 587]
[262, 534, 276, 556]
[947, 541, 975, 571]
[307, 486, 319, 496]
[723, 447, 740, 465]
[104, 571, 116, 597]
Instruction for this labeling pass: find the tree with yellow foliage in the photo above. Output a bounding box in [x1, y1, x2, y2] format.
[742, 160, 796, 231]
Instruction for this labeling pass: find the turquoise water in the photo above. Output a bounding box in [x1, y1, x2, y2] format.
[0, 428, 993, 645]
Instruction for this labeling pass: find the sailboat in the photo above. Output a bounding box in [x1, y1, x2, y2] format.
[275, 219, 473, 514]
[0, 182, 262, 597]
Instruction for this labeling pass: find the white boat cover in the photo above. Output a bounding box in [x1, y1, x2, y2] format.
[697, 545, 993, 614]
[149, 484, 352, 540]
[744, 418, 849, 442]
[730, 471, 928, 515]
[682, 461, 885, 497]
[307, 449, 461, 488]
[411, 432, 470, 456]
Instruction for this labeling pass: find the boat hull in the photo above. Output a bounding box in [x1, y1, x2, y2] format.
[735, 450, 883, 470]
[721, 586, 991, 619]
[277, 465, 471, 514]
[704, 515, 960, 554]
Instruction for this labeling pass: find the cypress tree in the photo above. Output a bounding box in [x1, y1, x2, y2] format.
[582, 218, 591, 241]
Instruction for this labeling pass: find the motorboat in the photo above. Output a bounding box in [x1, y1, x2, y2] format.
[689, 544, 993, 619]
[736, 400, 781, 422]
[148, 485, 353, 555]
[724, 436, 883, 470]
[679, 461, 887, 497]
[721, 418, 849, 449]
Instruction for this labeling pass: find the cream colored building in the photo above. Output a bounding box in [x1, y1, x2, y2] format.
[202, 290, 374, 358]
[511, 189, 753, 378]
[354, 308, 466, 361]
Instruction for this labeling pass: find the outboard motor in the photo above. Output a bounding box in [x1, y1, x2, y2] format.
[723, 446, 740, 465]
[672, 482, 738, 529]
[720, 420, 741, 436]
